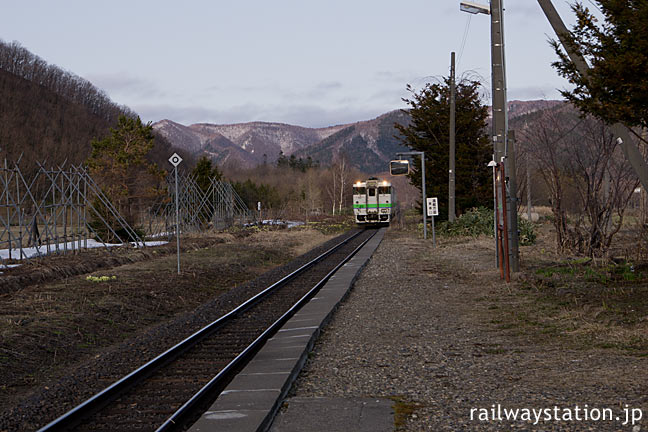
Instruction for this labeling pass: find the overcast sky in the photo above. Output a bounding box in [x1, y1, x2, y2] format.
[1, 0, 583, 128]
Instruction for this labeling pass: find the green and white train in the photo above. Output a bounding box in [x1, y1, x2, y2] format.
[352, 177, 395, 226]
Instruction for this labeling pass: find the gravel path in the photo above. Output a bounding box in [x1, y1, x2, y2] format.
[288, 230, 647, 431]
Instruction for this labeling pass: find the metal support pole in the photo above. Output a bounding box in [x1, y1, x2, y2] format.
[421, 153, 427, 240]
[498, 162, 511, 282]
[175, 166, 180, 274]
[431, 215, 436, 247]
[490, 158, 498, 267]
[396, 151, 427, 239]
[507, 130, 519, 272]
[526, 152, 532, 222]
[449, 51, 456, 222]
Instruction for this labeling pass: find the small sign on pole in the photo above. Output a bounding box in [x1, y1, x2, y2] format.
[426, 197, 439, 217]
[426, 197, 438, 247]
[169, 153, 183, 167]
[169, 153, 183, 274]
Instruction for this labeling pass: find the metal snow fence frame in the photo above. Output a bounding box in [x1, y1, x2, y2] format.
[0, 160, 145, 266]
[140, 173, 252, 238]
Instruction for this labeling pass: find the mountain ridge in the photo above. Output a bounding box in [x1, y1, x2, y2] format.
[153, 100, 563, 173]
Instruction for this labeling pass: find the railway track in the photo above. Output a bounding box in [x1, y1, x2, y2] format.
[38, 228, 377, 432]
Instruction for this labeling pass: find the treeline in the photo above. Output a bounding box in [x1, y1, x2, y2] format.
[0, 40, 134, 123]
[225, 152, 366, 219]
[276, 152, 318, 172]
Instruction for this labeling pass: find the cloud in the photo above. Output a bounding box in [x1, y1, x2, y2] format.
[508, 84, 569, 101]
[85, 72, 166, 99]
[315, 81, 343, 91]
[135, 102, 397, 129]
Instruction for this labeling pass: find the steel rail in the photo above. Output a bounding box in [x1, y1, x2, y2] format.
[156, 228, 377, 431]
[37, 229, 365, 432]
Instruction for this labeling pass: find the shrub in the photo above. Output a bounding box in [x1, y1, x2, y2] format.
[518, 217, 537, 246]
[437, 207, 493, 237]
[436, 206, 537, 245]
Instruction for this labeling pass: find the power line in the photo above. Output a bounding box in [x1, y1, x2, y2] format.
[457, 15, 472, 68]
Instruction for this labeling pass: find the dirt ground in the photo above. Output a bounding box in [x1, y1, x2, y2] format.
[289, 217, 648, 431]
[2, 212, 647, 430]
[0, 227, 336, 414]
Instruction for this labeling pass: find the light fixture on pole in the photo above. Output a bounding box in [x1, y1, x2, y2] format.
[460, 1, 490, 14]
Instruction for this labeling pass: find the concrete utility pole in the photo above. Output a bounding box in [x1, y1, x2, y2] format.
[449, 52, 457, 223]
[490, 0, 519, 272]
[461, 0, 519, 271]
[537, 0, 648, 193]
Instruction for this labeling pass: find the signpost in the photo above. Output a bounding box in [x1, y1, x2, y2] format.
[426, 197, 438, 247]
[395, 151, 427, 239]
[169, 153, 182, 274]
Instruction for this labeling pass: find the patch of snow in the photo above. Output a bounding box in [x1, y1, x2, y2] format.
[0, 239, 168, 261]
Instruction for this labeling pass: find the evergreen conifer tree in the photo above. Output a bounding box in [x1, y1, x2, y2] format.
[395, 79, 491, 221]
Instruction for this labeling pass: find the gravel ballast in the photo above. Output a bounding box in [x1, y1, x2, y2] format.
[285, 231, 647, 431]
[0, 230, 358, 432]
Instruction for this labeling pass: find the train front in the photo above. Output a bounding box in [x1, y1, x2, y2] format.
[353, 178, 392, 226]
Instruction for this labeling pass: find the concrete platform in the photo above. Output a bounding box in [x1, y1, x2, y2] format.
[270, 397, 394, 432]
[188, 228, 387, 432]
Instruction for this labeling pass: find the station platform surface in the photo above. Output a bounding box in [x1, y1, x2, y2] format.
[270, 397, 393, 432]
[188, 228, 389, 432]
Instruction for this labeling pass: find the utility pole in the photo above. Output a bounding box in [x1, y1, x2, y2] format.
[537, 0, 648, 193]
[449, 51, 456, 222]
[490, 0, 519, 272]
[459, 0, 518, 270]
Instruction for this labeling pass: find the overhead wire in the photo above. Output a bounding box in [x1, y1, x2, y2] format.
[457, 15, 472, 69]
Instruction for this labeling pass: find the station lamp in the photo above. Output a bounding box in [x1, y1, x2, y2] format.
[459, 1, 490, 14]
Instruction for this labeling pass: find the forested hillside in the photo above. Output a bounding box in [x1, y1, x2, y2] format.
[0, 40, 191, 173]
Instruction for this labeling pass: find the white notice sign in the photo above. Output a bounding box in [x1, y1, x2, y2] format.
[169, 153, 183, 167]
[426, 197, 438, 217]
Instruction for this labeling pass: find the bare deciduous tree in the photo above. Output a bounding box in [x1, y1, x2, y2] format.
[520, 105, 639, 256]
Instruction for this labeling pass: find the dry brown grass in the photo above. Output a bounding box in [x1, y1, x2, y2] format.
[0, 228, 334, 411]
[492, 219, 648, 355]
[393, 212, 648, 356]
[248, 228, 336, 256]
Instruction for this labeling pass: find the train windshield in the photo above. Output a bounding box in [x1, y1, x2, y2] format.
[354, 187, 366, 194]
[378, 186, 390, 195]
[368, 188, 376, 197]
